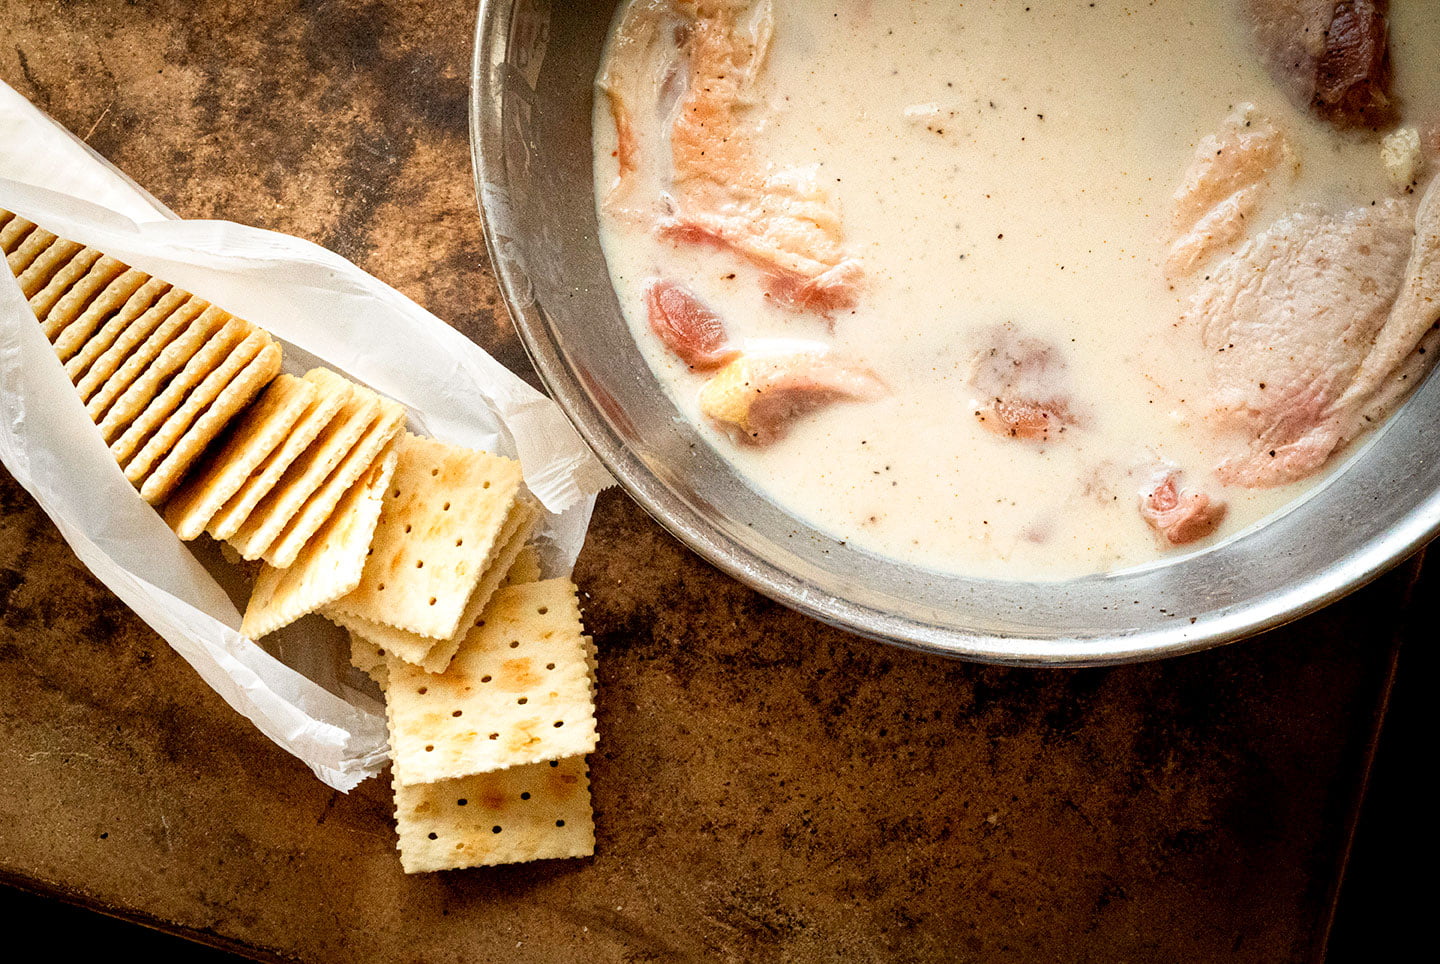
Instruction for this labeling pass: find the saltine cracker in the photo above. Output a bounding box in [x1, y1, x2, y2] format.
[260, 393, 406, 568]
[385, 578, 597, 786]
[38, 255, 129, 340]
[74, 287, 190, 404]
[28, 246, 102, 318]
[226, 384, 382, 560]
[92, 299, 221, 438]
[49, 268, 150, 362]
[106, 311, 248, 462]
[323, 498, 540, 673]
[327, 434, 523, 640]
[393, 756, 593, 873]
[120, 322, 263, 481]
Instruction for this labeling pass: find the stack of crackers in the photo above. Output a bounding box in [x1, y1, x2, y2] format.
[1, 208, 283, 504]
[2, 209, 599, 873]
[349, 563, 599, 873]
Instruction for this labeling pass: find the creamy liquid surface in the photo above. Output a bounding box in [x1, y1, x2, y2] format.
[594, 0, 1440, 580]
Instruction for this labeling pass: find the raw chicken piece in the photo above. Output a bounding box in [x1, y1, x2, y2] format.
[1139, 469, 1228, 545]
[1192, 176, 1440, 486]
[968, 324, 1079, 442]
[597, 0, 692, 210]
[1330, 178, 1440, 439]
[758, 257, 864, 316]
[666, 0, 861, 312]
[699, 349, 886, 444]
[645, 278, 739, 369]
[1244, 0, 1395, 130]
[599, 0, 862, 314]
[1166, 106, 1295, 278]
[658, 220, 863, 315]
[666, 0, 775, 192]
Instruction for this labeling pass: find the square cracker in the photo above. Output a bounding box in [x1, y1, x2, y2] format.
[385, 578, 597, 786]
[411, 498, 542, 674]
[323, 498, 540, 672]
[226, 385, 382, 561]
[123, 326, 272, 486]
[393, 755, 594, 873]
[38, 255, 129, 339]
[50, 268, 150, 361]
[413, 624, 594, 686]
[208, 368, 351, 540]
[138, 338, 284, 504]
[163, 374, 318, 540]
[327, 434, 524, 640]
[241, 442, 399, 639]
[75, 287, 189, 403]
[260, 393, 407, 568]
[90, 299, 219, 436]
[106, 311, 247, 460]
[28, 246, 102, 317]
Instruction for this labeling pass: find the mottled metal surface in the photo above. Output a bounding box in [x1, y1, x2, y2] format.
[0, 2, 1410, 961]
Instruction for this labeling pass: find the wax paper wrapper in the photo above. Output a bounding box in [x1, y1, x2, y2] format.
[0, 81, 612, 791]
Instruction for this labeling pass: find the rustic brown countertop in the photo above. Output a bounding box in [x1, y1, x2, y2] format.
[0, 2, 1418, 960]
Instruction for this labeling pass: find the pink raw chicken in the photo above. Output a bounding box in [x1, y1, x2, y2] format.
[597, 0, 688, 210]
[645, 278, 739, 369]
[968, 324, 1079, 443]
[1244, 0, 1395, 130]
[1191, 176, 1440, 487]
[599, 0, 862, 315]
[699, 350, 886, 444]
[1139, 469, 1228, 545]
[1166, 106, 1294, 279]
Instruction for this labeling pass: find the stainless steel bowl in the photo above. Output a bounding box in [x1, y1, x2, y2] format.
[470, 0, 1440, 665]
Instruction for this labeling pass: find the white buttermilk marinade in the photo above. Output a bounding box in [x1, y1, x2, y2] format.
[593, 0, 1440, 580]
